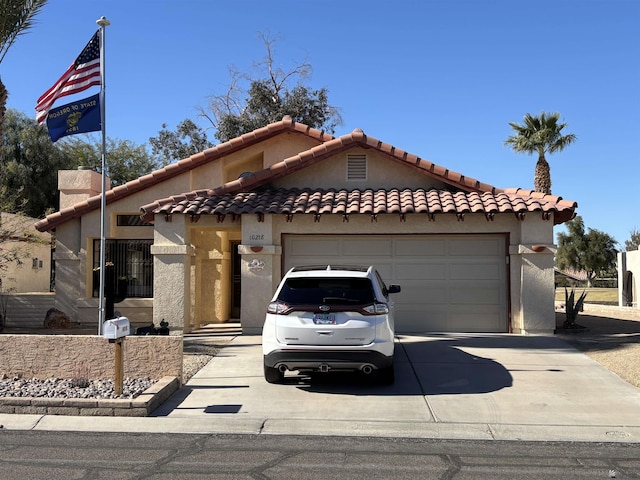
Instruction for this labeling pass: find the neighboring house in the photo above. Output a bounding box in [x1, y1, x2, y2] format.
[554, 267, 589, 288]
[1, 212, 51, 293]
[35, 116, 577, 335]
[618, 250, 639, 308]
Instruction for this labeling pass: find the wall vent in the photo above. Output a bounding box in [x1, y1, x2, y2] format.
[347, 154, 367, 181]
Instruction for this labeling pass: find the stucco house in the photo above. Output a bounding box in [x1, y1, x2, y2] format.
[1, 212, 51, 293]
[35, 116, 577, 335]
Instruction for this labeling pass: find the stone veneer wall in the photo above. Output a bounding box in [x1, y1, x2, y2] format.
[0, 335, 183, 382]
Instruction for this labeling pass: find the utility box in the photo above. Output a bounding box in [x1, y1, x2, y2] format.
[103, 317, 131, 340]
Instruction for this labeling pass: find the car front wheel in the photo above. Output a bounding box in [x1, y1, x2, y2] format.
[264, 363, 285, 384]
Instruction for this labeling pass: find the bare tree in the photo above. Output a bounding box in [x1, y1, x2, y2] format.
[198, 31, 341, 143]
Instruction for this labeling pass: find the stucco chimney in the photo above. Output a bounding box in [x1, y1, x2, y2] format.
[58, 167, 111, 211]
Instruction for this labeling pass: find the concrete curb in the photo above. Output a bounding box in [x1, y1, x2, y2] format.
[0, 376, 179, 417]
[1, 415, 639, 444]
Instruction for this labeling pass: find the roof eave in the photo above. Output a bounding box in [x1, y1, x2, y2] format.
[35, 117, 332, 232]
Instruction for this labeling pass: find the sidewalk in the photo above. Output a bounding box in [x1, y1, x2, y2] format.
[3, 331, 640, 443]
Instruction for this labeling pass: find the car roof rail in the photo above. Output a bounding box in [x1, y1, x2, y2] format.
[290, 265, 371, 273]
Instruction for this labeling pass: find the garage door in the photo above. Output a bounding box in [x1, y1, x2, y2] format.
[283, 235, 508, 333]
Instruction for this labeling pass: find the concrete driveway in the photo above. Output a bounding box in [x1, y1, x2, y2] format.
[151, 333, 640, 442]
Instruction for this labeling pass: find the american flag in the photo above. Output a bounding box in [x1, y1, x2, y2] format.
[35, 31, 101, 124]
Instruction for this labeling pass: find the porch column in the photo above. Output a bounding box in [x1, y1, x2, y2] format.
[512, 244, 556, 335]
[237, 245, 282, 334]
[151, 215, 194, 334]
[239, 214, 281, 334]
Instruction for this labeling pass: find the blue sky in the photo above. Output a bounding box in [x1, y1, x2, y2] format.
[3, 0, 639, 247]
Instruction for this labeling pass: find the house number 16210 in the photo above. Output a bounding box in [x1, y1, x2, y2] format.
[249, 234, 264, 241]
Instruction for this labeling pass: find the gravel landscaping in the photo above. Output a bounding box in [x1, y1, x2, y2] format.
[0, 351, 215, 400]
[0, 376, 156, 399]
[182, 352, 216, 382]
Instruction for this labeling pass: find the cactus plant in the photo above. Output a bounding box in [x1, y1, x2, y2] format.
[563, 287, 588, 329]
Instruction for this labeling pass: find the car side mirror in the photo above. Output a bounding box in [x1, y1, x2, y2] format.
[387, 285, 401, 294]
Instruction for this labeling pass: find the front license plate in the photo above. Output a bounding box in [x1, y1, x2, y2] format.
[313, 314, 336, 325]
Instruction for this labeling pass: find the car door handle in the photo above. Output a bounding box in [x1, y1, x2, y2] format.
[316, 331, 334, 335]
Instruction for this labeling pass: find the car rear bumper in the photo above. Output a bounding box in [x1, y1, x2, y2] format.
[264, 349, 393, 373]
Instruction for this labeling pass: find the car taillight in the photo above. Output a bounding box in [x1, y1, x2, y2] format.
[362, 303, 389, 315]
[267, 301, 289, 314]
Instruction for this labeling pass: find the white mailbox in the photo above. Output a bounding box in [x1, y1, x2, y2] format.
[103, 317, 130, 340]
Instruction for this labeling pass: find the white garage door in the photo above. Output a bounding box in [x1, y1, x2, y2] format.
[283, 234, 508, 333]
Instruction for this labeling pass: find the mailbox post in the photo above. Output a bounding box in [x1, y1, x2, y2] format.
[103, 317, 130, 396]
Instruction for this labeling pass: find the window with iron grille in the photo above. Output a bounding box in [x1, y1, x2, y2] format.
[92, 239, 153, 298]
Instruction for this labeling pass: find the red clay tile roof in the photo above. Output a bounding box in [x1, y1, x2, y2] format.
[35, 116, 577, 231]
[554, 268, 590, 282]
[137, 127, 505, 222]
[34, 117, 331, 232]
[143, 187, 577, 225]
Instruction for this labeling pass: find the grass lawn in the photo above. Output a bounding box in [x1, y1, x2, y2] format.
[554, 287, 617, 304]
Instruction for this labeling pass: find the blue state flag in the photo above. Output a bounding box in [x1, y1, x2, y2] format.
[46, 94, 101, 142]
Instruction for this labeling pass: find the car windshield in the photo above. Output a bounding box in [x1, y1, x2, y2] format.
[278, 277, 375, 305]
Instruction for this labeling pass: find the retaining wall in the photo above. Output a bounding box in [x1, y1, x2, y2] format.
[0, 335, 183, 381]
[0, 376, 179, 417]
[582, 303, 640, 321]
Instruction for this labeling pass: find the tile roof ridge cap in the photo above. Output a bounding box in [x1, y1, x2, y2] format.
[36, 190, 107, 231]
[139, 191, 196, 219]
[34, 213, 58, 231]
[241, 134, 344, 179]
[557, 198, 578, 207]
[140, 199, 162, 214]
[346, 136, 500, 193]
[323, 128, 369, 146]
[502, 187, 534, 198]
[350, 128, 366, 141]
[311, 130, 500, 195]
[284, 116, 335, 141]
[159, 116, 331, 173]
[504, 187, 554, 198]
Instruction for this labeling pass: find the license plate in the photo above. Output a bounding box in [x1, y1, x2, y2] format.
[313, 314, 336, 325]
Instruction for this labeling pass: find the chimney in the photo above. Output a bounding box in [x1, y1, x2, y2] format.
[58, 167, 111, 211]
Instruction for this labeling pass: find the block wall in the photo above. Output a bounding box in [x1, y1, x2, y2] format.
[0, 335, 183, 382]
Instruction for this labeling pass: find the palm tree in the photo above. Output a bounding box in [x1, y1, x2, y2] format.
[504, 111, 576, 195]
[0, 0, 48, 156]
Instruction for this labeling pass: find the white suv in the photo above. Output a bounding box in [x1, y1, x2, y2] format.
[262, 265, 401, 384]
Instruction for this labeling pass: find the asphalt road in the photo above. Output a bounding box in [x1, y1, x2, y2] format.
[0, 431, 638, 479]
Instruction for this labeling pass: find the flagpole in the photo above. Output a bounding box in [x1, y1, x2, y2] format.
[96, 16, 110, 335]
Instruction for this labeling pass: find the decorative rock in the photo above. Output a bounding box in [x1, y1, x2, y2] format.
[0, 377, 156, 399]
